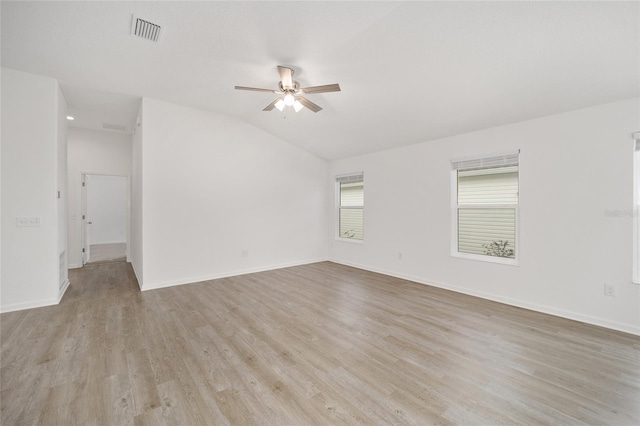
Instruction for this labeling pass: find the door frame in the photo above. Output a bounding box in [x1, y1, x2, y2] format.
[80, 172, 131, 266]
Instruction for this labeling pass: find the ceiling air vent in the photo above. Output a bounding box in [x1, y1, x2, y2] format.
[103, 123, 127, 132]
[131, 15, 161, 42]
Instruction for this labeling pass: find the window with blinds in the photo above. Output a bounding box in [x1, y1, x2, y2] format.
[452, 152, 519, 261]
[634, 133, 640, 283]
[337, 173, 364, 240]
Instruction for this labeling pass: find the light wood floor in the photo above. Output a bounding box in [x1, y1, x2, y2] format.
[88, 243, 126, 264]
[1, 261, 639, 425]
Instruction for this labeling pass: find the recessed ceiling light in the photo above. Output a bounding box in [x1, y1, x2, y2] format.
[66, 116, 75, 120]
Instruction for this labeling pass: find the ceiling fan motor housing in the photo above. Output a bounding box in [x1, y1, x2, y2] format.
[278, 81, 300, 93]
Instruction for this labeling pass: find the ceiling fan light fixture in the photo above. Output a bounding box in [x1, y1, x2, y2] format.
[283, 93, 296, 106]
[235, 65, 339, 114]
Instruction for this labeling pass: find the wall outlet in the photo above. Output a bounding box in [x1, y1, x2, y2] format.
[603, 283, 615, 297]
[241, 249, 248, 258]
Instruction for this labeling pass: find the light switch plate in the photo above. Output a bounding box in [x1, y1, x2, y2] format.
[16, 217, 41, 227]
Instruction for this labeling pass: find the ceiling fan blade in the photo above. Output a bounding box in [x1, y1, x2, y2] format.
[299, 84, 341, 94]
[297, 96, 323, 113]
[235, 86, 276, 93]
[263, 98, 281, 111]
[278, 66, 294, 90]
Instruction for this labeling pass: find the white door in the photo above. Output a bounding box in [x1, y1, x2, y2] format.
[81, 175, 91, 265]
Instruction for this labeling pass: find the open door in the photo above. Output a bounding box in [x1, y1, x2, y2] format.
[81, 175, 91, 265]
[81, 173, 128, 265]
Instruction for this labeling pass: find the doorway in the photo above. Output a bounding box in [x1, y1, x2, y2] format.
[82, 174, 129, 265]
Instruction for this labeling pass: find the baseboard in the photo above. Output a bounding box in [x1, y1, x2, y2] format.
[130, 261, 143, 290]
[57, 279, 70, 303]
[91, 240, 126, 245]
[329, 258, 640, 336]
[0, 297, 59, 314]
[68, 263, 83, 269]
[1, 278, 70, 314]
[141, 258, 328, 292]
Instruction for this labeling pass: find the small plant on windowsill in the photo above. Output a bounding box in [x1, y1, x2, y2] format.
[482, 240, 515, 258]
[341, 229, 356, 239]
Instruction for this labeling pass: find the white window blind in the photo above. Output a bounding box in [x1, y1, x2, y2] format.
[337, 173, 364, 183]
[452, 152, 519, 172]
[337, 174, 364, 240]
[453, 152, 519, 260]
[458, 166, 519, 205]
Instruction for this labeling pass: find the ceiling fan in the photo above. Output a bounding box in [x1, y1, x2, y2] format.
[235, 66, 340, 113]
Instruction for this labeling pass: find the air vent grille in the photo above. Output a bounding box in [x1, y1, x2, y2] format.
[131, 16, 161, 42]
[103, 123, 127, 132]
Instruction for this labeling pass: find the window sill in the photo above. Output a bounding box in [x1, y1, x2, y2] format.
[451, 251, 519, 266]
[336, 237, 364, 244]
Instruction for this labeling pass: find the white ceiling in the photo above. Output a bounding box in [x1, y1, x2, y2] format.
[2, 1, 638, 160]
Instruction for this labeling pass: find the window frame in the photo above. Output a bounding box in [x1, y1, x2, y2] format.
[336, 173, 364, 243]
[633, 133, 640, 284]
[451, 152, 520, 266]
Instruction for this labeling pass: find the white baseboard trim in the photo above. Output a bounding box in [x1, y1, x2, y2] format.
[1, 279, 70, 314]
[130, 261, 143, 290]
[68, 263, 83, 269]
[141, 258, 328, 292]
[57, 279, 70, 303]
[0, 297, 59, 314]
[91, 240, 126, 245]
[329, 258, 640, 337]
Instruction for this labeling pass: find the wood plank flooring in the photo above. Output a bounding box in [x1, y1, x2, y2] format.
[1, 261, 639, 425]
[88, 243, 126, 264]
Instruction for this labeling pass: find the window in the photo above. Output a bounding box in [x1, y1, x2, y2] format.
[337, 173, 364, 240]
[634, 133, 640, 282]
[452, 152, 519, 263]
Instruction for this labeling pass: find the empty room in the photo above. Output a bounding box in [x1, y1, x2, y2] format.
[1, 1, 639, 425]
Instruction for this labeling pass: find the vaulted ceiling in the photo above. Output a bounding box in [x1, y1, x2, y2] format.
[2, 1, 638, 160]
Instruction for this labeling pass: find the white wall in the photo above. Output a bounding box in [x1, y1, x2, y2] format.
[56, 84, 69, 294]
[1, 68, 67, 312]
[3, 70, 635, 337]
[130, 103, 143, 282]
[329, 98, 640, 335]
[67, 128, 131, 267]
[86, 175, 128, 245]
[137, 98, 328, 289]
